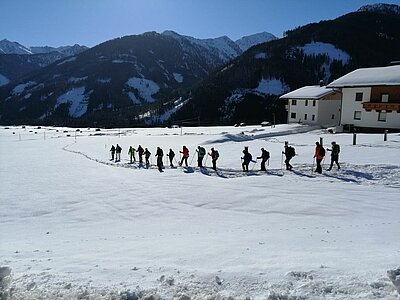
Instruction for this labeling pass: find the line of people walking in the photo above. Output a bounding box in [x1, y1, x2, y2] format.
[109, 140, 341, 174]
[110, 144, 220, 172]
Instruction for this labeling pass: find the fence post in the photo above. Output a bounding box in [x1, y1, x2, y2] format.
[353, 133, 357, 145]
[384, 130, 388, 141]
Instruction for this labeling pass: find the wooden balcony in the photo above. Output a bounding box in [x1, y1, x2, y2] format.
[362, 102, 400, 112]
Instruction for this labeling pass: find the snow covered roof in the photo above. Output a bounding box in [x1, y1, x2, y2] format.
[327, 65, 400, 88]
[279, 85, 337, 100]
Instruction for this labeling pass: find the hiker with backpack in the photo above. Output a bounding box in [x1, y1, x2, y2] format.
[282, 141, 295, 170]
[115, 144, 122, 162]
[257, 148, 270, 171]
[209, 147, 219, 171]
[167, 148, 175, 167]
[128, 146, 136, 163]
[241, 146, 252, 172]
[110, 145, 116, 161]
[327, 141, 341, 171]
[137, 145, 144, 164]
[313, 141, 325, 174]
[196, 146, 206, 167]
[155, 147, 164, 172]
[144, 148, 151, 166]
[179, 146, 189, 167]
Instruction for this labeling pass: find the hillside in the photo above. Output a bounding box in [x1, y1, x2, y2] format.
[0, 39, 88, 83]
[172, 5, 400, 125]
[0, 31, 275, 127]
[1, 5, 399, 127]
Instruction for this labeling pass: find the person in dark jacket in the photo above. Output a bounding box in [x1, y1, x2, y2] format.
[282, 141, 295, 170]
[257, 148, 270, 171]
[110, 145, 116, 161]
[208, 147, 219, 171]
[128, 146, 136, 163]
[327, 141, 341, 171]
[196, 146, 206, 167]
[241, 146, 252, 172]
[313, 142, 325, 174]
[167, 148, 175, 167]
[137, 145, 144, 164]
[144, 148, 151, 166]
[115, 144, 122, 162]
[155, 147, 164, 172]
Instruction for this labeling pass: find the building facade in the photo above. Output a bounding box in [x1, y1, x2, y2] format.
[328, 65, 400, 131]
[280, 86, 341, 127]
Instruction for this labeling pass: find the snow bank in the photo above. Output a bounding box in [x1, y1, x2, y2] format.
[173, 72, 183, 83]
[298, 42, 350, 64]
[126, 77, 160, 102]
[0, 73, 10, 86]
[12, 81, 37, 95]
[56, 87, 89, 117]
[254, 78, 289, 95]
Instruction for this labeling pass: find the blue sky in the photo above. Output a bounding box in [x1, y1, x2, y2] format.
[1, 0, 399, 47]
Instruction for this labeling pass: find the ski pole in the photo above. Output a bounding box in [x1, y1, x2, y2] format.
[311, 157, 315, 174]
[281, 153, 284, 171]
[251, 159, 257, 171]
[190, 152, 195, 165]
[204, 154, 209, 167]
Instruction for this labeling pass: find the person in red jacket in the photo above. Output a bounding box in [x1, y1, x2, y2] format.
[313, 142, 325, 174]
[179, 146, 189, 167]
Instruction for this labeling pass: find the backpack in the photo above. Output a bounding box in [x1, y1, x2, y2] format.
[288, 146, 295, 157]
[214, 150, 219, 159]
[264, 150, 270, 160]
[319, 146, 325, 157]
[199, 147, 206, 157]
[332, 144, 340, 155]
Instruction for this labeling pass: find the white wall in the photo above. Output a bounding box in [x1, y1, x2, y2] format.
[318, 100, 341, 126]
[287, 99, 340, 126]
[341, 87, 400, 129]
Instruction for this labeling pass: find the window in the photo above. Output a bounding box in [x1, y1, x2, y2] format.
[378, 111, 387, 122]
[354, 111, 361, 120]
[331, 114, 335, 120]
[312, 114, 315, 121]
[304, 114, 308, 120]
[312, 100, 316, 107]
[292, 99, 297, 105]
[305, 100, 308, 106]
[381, 94, 389, 103]
[355, 92, 363, 101]
[291, 112, 297, 119]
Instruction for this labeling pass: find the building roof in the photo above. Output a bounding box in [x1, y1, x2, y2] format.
[327, 65, 400, 88]
[279, 85, 337, 100]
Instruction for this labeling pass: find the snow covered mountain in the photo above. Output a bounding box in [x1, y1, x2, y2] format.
[0, 29, 278, 126]
[0, 32, 232, 126]
[235, 32, 277, 52]
[30, 44, 89, 56]
[162, 30, 276, 62]
[0, 40, 88, 83]
[172, 4, 400, 124]
[0, 39, 88, 55]
[358, 3, 400, 15]
[0, 39, 32, 55]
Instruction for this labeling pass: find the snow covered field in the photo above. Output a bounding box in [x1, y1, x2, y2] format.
[1, 124, 399, 299]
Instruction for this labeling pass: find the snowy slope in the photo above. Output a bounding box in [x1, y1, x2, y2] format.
[235, 32, 277, 52]
[163, 30, 242, 62]
[298, 42, 350, 64]
[0, 73, 10, 86]
[0, 39, 32, 54]
[1, 124, 399, 299]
